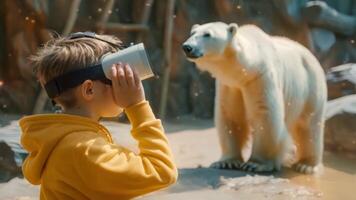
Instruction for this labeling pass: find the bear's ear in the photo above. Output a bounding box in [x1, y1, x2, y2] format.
[228, 23, 238, 36]
[192, 24, 200, 30]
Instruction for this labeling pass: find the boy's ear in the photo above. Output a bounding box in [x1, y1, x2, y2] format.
[228, 23, 238, 36]
[81, 80, 95, 100]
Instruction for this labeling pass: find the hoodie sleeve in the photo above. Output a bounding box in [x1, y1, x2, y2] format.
[73, 101, 177, 198]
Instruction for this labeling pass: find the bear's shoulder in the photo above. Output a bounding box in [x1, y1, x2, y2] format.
[236, 25, 270, 42]
[238, 24, 265, 35]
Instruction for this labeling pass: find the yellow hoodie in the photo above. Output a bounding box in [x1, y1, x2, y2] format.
[19, 101, 177, 200]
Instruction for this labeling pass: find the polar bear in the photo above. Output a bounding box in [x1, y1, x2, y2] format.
[182, 22, 327, 174]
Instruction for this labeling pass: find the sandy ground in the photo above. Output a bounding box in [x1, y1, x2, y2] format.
[0, 115, 355, 200]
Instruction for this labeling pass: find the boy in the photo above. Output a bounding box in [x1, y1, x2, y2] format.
[19, 33, 177, 200]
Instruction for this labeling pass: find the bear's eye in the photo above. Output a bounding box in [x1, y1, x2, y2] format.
[203, 33, 211, 38]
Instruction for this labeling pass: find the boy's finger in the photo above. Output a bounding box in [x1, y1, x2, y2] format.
[132, 67, 141, 86]
[124, 64, 135, 87]
[111, 64, 117, 79]
[111, 65, 120, 94]
[116, 63, 127, 87]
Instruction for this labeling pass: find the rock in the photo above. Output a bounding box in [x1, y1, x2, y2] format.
[325, 95, 356, 153]
[310, 28, 336, 54]
[189, 69, 215, 119]
[326, 63, 356, 100]
[166, 81, 191, 118]
[0, 141, 22, 182]
[320, 39, 356, 70]
[0, 120, 27, 182]
[302, 0, 356, 36]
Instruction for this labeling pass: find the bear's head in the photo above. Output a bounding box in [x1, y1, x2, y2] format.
[182, 22, 238, 61]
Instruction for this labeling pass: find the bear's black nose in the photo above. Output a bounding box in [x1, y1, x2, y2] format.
[182, 44, 193, 53]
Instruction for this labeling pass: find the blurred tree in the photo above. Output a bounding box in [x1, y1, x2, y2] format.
[0, 0, 355, 118]
[0, 0, 5, 80]
[0, 0, 51, 113]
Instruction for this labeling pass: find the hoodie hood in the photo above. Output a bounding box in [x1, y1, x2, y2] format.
[19, 114, 112, 184]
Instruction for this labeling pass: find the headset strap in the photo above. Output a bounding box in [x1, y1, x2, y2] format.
[44, 64, 111, 98]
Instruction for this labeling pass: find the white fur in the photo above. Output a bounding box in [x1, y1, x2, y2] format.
[184, 22, 327, 174]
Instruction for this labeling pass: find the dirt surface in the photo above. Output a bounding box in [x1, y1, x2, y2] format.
[0, 116, 355, 200]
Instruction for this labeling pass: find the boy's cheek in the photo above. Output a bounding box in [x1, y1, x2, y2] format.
[102, 90, 123, 117]
[94, 84, 119, 117]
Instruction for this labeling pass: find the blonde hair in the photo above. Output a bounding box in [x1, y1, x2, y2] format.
[30, 33, 122, 108]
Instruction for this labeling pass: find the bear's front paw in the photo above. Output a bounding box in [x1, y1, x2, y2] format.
[240, 161, 277, 172]
[293, 163, 323, 174]
[210, 158, 243, 169]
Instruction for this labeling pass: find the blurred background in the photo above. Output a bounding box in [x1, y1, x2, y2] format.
[0, 0, 354, 118]
[0, 0, 355, 199]
[0, 0, 356, 118]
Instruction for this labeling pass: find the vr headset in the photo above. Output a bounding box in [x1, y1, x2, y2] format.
[44, 32, 154, 99]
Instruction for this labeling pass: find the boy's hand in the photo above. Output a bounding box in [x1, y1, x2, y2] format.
[111, 63, 145, 108]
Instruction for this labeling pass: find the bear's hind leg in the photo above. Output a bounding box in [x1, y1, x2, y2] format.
[292, 103, 325, 174]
